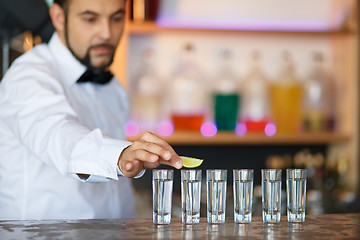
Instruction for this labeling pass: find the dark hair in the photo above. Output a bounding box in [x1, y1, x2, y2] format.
[53, 0, 67, 7]
[53, 0, 70, 13]
[54, 0, 126, 10]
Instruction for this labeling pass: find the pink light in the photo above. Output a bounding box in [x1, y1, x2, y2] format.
[264, 122, 277, 137]
[156, 18, 334, 32]
[157, 121, 174, 137]
[125, 121, 140, 137]
[200, 121, 217, 137]
[235, 123, 247, 136]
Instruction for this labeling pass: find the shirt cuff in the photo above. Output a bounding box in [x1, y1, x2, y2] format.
[117, 166, 146, 179]
[70, 129, 132, 181]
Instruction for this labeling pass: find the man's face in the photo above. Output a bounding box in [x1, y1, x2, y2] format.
[64, 0, 125, 70]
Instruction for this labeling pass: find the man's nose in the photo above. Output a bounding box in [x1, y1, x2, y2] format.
[99, 20, 111, 40]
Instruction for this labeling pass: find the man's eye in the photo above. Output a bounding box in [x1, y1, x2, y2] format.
[112, 15, 123, 22]
[84, 17, 96, 23]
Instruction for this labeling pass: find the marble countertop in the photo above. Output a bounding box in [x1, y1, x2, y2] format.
[0, 213, 359, 239]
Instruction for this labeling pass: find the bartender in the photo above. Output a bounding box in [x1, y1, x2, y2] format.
[0, 0, 183, 220]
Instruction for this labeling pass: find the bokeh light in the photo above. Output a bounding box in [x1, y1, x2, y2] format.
[200, 121, 217, 137]
[264, 122, 277, 137]
[124, 121, 140, 137]
[235, 122, 247, 136]
[157, 121, 174, 137]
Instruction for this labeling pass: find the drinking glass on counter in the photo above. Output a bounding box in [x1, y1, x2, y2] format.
[206, 169, 227, 224]
[152, 169, 173, 224]
[233, 169, 254, 223]
[181, 169, 202, 224]
[262, 169, 282, 223]
[286, 169, 307, 223]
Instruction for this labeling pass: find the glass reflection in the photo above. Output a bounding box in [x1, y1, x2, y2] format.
[287, 222, 304, 240]
[206, 224, 226, 240]
[262, 224, 281, 240]
[181, 224, 200, 239]
[234, 223, 252, 237]
[152, 224, 171, 239]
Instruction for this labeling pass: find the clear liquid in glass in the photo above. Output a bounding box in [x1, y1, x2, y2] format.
[234, 180, 253, 223]
[207, 180, 227, 223]
[153, 179, 173, 224]
[262, 180, 281, 223]
[287, 178, 306, 222]
[181, 180, 201, 224]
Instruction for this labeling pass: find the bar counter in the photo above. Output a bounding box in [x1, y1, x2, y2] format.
[1, 213, 359, 239]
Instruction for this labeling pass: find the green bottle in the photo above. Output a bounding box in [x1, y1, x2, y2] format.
[213, 50, 240, 131]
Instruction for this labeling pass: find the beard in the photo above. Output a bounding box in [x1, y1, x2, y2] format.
[64, 17, 115, 72]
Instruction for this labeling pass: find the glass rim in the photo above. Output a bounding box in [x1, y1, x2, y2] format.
[286, 168, 307, 179]
[152, 169, 174, 180]
[181, 169, 202, 172]
[286, 168, 307, 172]
[261, 169, 282, 172]
[152, 169, 174, 172]
[233, 169, 254, 172]
[206, 169, 227, 172]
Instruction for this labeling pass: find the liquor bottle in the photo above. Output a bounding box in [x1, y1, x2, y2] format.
[131, 48, 163, 132]
[168, 43, 207, 131]
[269, 52, 302, 133]
[303, 52, 328, 132]
[309, 52, 338, 132]
[325, 64, 338, 132]
[131, 0, 159, 23]
[212, 50, 240, 131]
[241, 51, 269, 132]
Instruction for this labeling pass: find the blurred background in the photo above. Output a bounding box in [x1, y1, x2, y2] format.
[1, 0, 359, 218]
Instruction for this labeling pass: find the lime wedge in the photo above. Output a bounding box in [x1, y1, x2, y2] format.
[180, 156, 204, 168]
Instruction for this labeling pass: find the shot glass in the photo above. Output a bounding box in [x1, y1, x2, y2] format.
[152, 169, 173, 224]
[286, 169, 307, 223]
[181, 169, 202, 224]
[261, 169, 282, 223]
[233, 169, 254, 223]
[206, 169, 227, 224]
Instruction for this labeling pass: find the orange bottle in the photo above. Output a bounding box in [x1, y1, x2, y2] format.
[168, 43, 207, 131]
[270, 52, 302, 134]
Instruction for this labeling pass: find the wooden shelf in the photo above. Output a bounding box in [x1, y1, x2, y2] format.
[126, 21, 355, 36]
[127, 131, 350, 145]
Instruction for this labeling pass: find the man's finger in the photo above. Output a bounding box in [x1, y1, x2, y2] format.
[132, 139, 170, 161]
[139, 132, 180, 163]
[143, 161, 161, 169]
[129, 148, 159, 163]
[125, 162, 132, 171]
[123, 160, 142, 177]
[139, 132, 168, 145]
[158, 156, 183, 169]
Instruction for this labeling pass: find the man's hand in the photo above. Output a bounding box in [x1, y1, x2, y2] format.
[118, 132, 183, 178]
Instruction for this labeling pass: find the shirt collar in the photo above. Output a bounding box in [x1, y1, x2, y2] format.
[48, 32, 87, 86]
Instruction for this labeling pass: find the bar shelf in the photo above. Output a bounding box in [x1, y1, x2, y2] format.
[127, 131, 350, 145]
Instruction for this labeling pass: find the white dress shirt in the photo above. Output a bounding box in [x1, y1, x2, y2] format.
[0, 33, 139, 220]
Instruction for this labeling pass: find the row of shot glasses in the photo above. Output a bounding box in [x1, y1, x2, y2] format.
[152, 169, 307, 225]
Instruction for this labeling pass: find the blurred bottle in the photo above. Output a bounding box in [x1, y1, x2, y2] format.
[212, 50, 239, 131]
[169, 43, 207, 131]
[319, 53, 338, 132]
[269, 52, 302, 133]
[241, 51, 269, 132]
[131, 48, 163, 132]
[131, 0, 159, 23]
[303, 52, 331, 132]
[325, 151, 349, 191]
[325, 68, 337, 132]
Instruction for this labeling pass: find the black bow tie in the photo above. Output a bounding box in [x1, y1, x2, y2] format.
[76, 70, 113, 85]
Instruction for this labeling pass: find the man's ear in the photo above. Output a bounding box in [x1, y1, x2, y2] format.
[49, 4, 65, 33]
